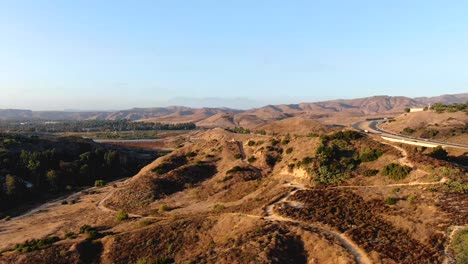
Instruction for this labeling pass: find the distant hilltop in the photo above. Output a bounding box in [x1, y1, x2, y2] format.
[0, 93, 466, 129]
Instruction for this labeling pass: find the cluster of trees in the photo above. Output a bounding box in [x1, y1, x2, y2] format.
[0, 134, 157, 214]
[226, 127, 267, 135]
[288, 131, 385, 184]
[451, 228, 468, 264]
[320, 130, 363, 142]
[359, 148, 383, 162]
[382, 163, 412, 180]
[311, 131, 366, 184]
[227, 127, 251, 134]
[430, 102, 468, 113]
[402, 127, 415, 135]
[314, 143, 360, 184]
[0, 119, 196, 133]
[430, 146, 448, 160]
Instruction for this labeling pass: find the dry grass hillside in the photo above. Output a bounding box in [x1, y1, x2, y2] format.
[381, 111, 468, 144]
[1, 127, 466, 263]
[139, 107, 240, 123]
[4, 94, 463, 126]
[254, 116, 329, 136]
[195, 96, 429, 129]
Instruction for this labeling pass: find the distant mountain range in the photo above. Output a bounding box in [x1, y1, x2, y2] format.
[1, 93, 466, 129]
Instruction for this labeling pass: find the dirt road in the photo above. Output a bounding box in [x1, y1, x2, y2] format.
[264, 183, 373, 264]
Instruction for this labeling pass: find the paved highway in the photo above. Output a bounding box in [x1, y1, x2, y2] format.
[352, 120, 468, 151]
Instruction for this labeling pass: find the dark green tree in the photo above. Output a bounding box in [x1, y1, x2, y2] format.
[430, 146, 448, 160]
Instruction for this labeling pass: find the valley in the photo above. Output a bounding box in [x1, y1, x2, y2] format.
[0, 97, 466, 264]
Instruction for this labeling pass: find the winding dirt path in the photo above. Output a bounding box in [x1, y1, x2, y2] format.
[331, 177, 448, 189]
[96, 182, 149, 219]
[91, 137, 456, 264]
[378, 139, 414, 167]
[443, 225, 467, 264]
[264, 184, 373, 264]
[11, 178, 127, 221]
[237, 140, 247, 162]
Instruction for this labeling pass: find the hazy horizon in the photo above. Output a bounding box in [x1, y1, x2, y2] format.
[1, 92, 467, 112]
[2, 1, 468, 110]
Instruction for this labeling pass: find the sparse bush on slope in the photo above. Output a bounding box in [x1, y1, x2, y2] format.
[382, 163, 412, 180]
[452, 228, 468, 264]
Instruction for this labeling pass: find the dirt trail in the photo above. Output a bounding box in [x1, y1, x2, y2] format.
[331, 177, 448, 189]
[378, 139, 413, 167]
[92, 137, 454, 263]
[443, 225, 467, 264]
[11, 178, 127, 221]
[96, 188, 143, 218]
[264, 183, 373, 264]
[237, 140, 247, 162]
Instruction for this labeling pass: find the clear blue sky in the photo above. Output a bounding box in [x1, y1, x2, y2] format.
[1, 0, 467, 110]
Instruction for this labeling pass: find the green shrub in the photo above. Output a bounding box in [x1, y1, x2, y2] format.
[270, 139, 280, 146]
[154, 257, 175, 264]
[382, 163, 412, 180]
[402, 127, 415, 135]
[420, 129, 439, 138]
[265, 155, 279, 167]
[2, 138, 18, 147]
[430, 146, 448, 160]
[94, 180, 105, 187]
[285, 147, 293, 154]
[226, 166, 254, 174]
[116, 210, 129, 222]
[79, 225, 95, 234]
[247, 140, 255, 146]
[430, 102, 468, 113]
[384, 197, 398, 205]
[452, 228, 468, 264]
[212, 204, 225, 213]
[314, 166, 349, 185]
[313, 136, 362, 185]
[233, 153, 242, 159]
[159, 204, 172, 213]
[14, 236, 60, 253]
[407, 195, 417, 203]
[359, 149, 383, 162]
[152, 156, 188, 174]
[444, 180, 468, 194]
[362, 169, 379, 177]
[65, 232, 76, 239]
[247, 156, 257, 163]
[322, 130, 363, 142]
[301, 156, 313, 165]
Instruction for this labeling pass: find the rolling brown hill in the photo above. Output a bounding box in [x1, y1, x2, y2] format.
[380, 110, 468, 145]
[0, 94, 464, 127]
[197, 95, 427, 129]
[254, 116, 330, 135]
[415, 93, 468, 105]
[2, 128, 466, 263]
[246, 95, 425, 118]
[139, 107, 241, 124]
